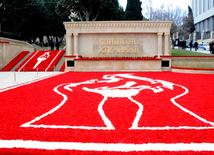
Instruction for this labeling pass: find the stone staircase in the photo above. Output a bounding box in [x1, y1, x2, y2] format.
[11, 51, 65, 71]
[11, 52, 33, 71]
[54, 52, 65, 71]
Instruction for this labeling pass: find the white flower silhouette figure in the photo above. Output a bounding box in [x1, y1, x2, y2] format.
[21, 74, 214, 130]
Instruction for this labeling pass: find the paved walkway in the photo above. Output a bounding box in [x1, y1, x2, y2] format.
[0, 72, 60, 90]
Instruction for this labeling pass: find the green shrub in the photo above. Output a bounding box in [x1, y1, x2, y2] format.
[0, 31, 22, 40]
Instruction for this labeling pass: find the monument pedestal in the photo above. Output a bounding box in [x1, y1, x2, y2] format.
[74, 57, 162, 71]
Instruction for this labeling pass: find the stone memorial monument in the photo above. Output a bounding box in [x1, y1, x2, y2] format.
[63, 21, 173, 71]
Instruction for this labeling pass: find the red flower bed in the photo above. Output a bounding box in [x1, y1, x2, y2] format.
[0, 72, 214, 153]
[173, 56, 214, 58]
[172, 66, 214, 71]
[0, 51, 29, 71]
[0, 41, 9, 44]
[64, 55, 82, 58]
[75, 57, 160, 61]
[15, 50, 65, 71]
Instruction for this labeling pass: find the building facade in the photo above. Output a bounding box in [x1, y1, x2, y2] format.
[192, 0, 214, 41]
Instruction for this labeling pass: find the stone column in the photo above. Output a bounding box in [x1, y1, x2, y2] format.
[176, 32, 179, 39]
[164, 32, 170, 55]
[201, 33, 204, 41]
[74, 33, 79, 56]
[193, 32, 196, 42]
[157, 32, 163, 56]
[211, 31, 214, 40]
[173, 33, 176, 40]
[66, 34, 72, 55]
[189, 33, 192, 40]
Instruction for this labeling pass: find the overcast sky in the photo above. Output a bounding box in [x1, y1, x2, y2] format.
[118, 0, 191, 12]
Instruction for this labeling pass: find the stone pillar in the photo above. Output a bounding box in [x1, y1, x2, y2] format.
[74, 33, 79, 56]
[193, 32, 196, 42]
[201, 33, 204, 41]
[169, 38, 172, 55]
[211, 31, 214, 40]
[66, 34, 72, 55]
[189, 34, 192, 40]
[157, 32, 163, 56]
[164, 32, 170, 55]
[176, 32, 179, 39]
[173, 33, 176, 40]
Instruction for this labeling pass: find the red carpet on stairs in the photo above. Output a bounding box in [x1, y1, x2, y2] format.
[15, 50, 65, 71]
[0, 51, 29, 71]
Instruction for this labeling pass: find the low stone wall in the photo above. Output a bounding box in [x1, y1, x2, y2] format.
[171, 56, 214, 74]
[171, 67, 214, 74]
[68, 57, 162, 71]
[172, 56, 214, 69]
[0, 37, 34, 69]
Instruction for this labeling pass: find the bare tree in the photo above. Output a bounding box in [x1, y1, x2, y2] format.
[143, 1, 186, 23]
[144, 0, 154, 21]
[143, 0, 187, 38]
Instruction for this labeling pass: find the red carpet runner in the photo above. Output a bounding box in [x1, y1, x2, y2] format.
[0, 51, 29, 71]
[15, 50, 65, 71]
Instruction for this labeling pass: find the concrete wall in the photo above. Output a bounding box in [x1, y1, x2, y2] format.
[0, 37, 34, 69]
[75, 59, 162, 71]
[172, 57, 214, 68]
